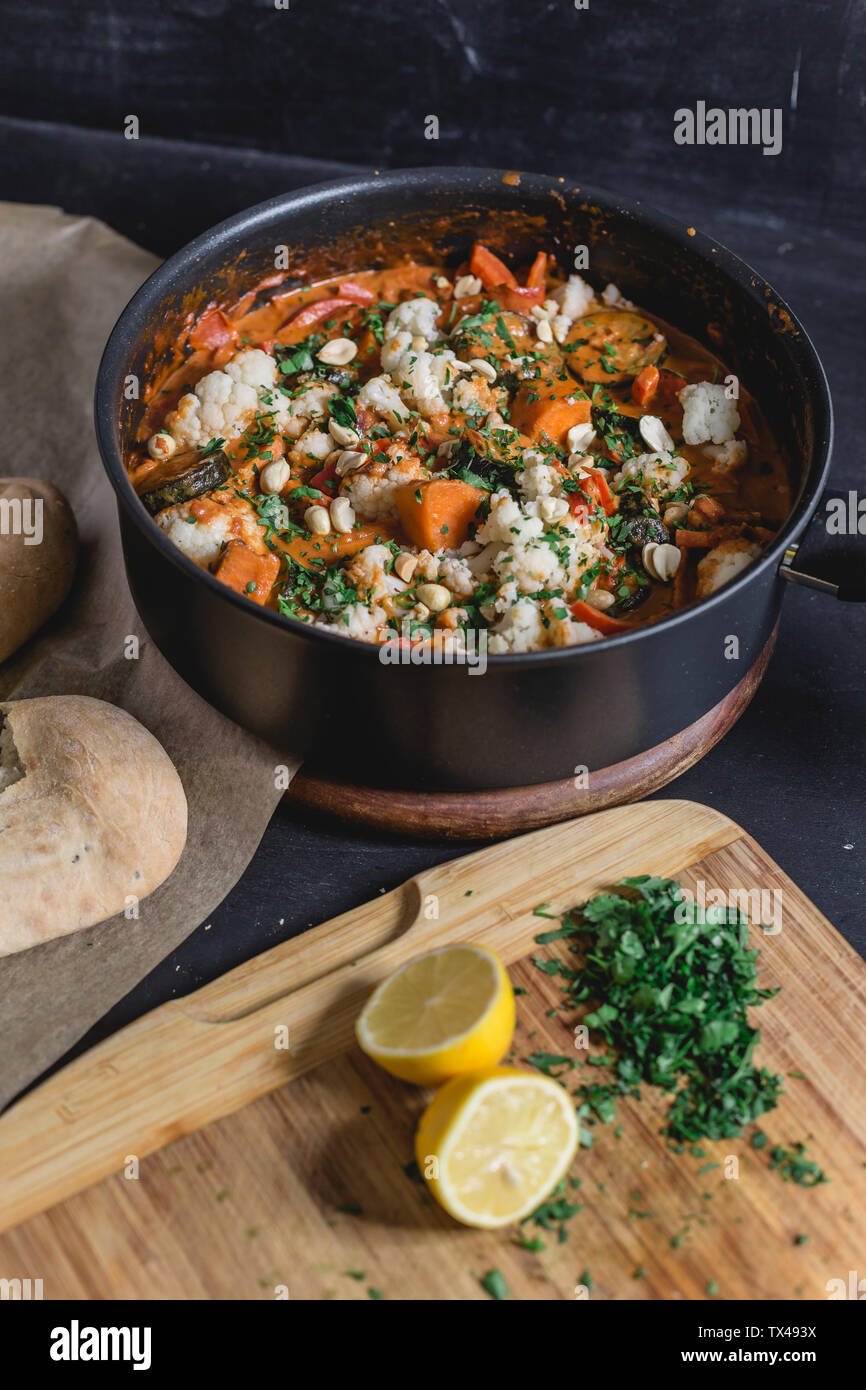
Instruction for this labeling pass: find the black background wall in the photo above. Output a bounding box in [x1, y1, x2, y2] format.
[1, 0, 863, 251]
[0, 0, 864, 1042]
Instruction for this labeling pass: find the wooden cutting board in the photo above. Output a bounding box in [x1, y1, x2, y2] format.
[1, 799, 864, 1301]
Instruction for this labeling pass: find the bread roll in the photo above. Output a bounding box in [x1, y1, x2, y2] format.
[0, 478, 78, 663]
[0, 696, 187, 956]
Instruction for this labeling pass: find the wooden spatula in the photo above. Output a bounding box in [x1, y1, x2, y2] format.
[0, 800, 740, 1233]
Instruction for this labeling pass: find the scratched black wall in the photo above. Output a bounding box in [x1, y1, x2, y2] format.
[0, 0, 862, 240]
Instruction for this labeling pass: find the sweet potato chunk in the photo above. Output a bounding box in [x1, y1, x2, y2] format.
[214, 540, 281, 603]
[509, 374, 592, 446]
[283, 521, 400, 570]
[395, 478, 483, 551]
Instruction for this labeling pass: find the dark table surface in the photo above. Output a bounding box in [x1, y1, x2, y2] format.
[0, 81, 863, 1067]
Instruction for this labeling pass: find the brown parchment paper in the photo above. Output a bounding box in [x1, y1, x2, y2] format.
[0, 203, 295, 1110]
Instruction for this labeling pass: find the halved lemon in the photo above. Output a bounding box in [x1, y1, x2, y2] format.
[355, 943, 515, 1086]
[415, 1067, 580, 1228]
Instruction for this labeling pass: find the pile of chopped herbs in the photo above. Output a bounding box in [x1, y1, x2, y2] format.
[534, 874, 785, 1145]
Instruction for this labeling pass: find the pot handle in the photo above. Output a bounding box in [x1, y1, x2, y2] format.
[779, 489, 866, 601]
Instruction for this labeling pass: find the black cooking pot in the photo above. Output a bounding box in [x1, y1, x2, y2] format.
[95, 167, 847, 791]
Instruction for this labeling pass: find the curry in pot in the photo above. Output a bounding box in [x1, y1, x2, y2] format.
[129, 243, 790, 653]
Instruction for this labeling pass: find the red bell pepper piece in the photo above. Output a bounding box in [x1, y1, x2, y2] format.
[657, 369, 686, 405]
[631, 365, 660, 408]
[308, 459, 339, 496]
[525, 251, 547, 289]
[189, 308, 238, 351]
[285, 297, 359, 333]
[469, 242, 518, 289]
[569, 467, 616, 518]
[569, 598, 636, 635]
[494, 284, 544, 311]
[338, 280, 376, 305]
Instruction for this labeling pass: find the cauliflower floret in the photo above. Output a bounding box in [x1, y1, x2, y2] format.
[465, 542, 500, 579]
[551, 274, 594, 322]
[558, 531, 603, 589]
[225, 347, 278, 392]
[388, 347, 464, 419]
[475, 491, 538, 547]
[452, 374, 499, 418]
[544, 604, 603, 647]
[157, 504, 233, 567]
[491, 580, 519, 614]
[344, 544, 403, 601]
[166, 347, 281, 448]
[519, 453, 565, 501]
[357, 374, 412, 428]
[341, 442, 428, 522]
[414, 549, 441, 580]
[616, 450, 690, 499]
[494, 538, 565, 594]
[475, 489, 600, 595]
[679, 382, 740, 446]
[601, 283, 635, 309]
[274, 381, 338, 439]
[487, 597, 547, 654]
[156, 495, 263, 568]
[380, 329, 413, 374]
[437, 555, 476, 599]
[703, 439, 748, 474]
[166, 370, 259, 448]
[473, 488, 604, 600]
[165, 393, 206, 448]
[288, 428, 333, 466]
[696, 538, 761, 598]
[486, 590, 602, 653]
[319, 601, 391, 643]
[383, 296, 440, 344]
[195, 370, 257, 424]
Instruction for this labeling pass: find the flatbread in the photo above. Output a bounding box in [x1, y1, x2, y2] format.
[0, 695, 187, 956]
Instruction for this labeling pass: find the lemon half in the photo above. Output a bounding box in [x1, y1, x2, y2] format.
[415, 1067, 580, 1228]
[355, 943, 515, 1086]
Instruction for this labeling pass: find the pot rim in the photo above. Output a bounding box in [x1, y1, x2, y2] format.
[94, 165, 834, 668]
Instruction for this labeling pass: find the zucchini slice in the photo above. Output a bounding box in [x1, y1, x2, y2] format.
[140, 449, 231, 516]
[615, 498, 672, 554]
[451, 308, 538, 364]
[564, 311, 666, 386]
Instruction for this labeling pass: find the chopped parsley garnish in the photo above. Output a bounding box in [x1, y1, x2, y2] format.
[525, 1051, 575, 1078]
[515, 1234, 546, 1252]
[768, 1142, 829, 1187]
[275, 337, 320, 377]
[329, 395, 358, 431]
[521, 1181, 582, 1240]
[480, 1269, 509, 1301]
[533, 875, 785, 1144]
